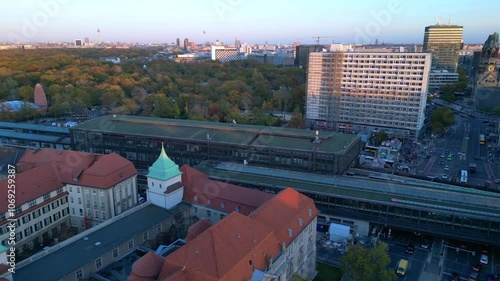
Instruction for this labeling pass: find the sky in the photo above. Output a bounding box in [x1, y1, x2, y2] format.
[0, 0, 499, 44]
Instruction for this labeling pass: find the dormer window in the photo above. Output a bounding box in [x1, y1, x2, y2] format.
[298, 218, 303, 227]
[235, 206, 240, 212]
[288, 229, 292, 237]
[207, 199, 211, 205]
[308, 209, 312, 217]
[194, 195, 198, 201]
[160, 184, 162, 189]
[152, 182, 154, 187]
[221, 202, 225, 208]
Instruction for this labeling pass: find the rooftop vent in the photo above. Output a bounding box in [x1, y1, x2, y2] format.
[288, 229, 292, 237]
[237, 233, 241, 238]
[95, 242, 101, 246]
[195, 248, 200, 254]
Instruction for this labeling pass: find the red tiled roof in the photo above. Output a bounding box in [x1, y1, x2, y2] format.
[18, 148, 137, 189]
[250, 188, 320, 247]
[185, 219, 212, 242]
[180, 165, 273, 215]
[0, 264, 9, 275]
[0, 163, 63, 214]
[130, 252, 165, 279]
[158, 212, 281, 281]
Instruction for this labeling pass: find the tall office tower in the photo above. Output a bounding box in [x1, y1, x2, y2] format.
[235, 37, 241, 48]
[423, 24, 463, 72]
[306, 51, 431, 139]
[176, 38, 180, 47]
[183, 38, 189, 51]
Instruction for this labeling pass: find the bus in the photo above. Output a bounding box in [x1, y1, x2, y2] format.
[460, 170, 468, 184]
[480, 134, 485, 145]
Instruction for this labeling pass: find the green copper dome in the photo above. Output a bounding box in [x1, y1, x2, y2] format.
[147, 144, 182, 181]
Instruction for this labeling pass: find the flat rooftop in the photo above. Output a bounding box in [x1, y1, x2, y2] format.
[195, 162, 500, 220]
[0, 129, 71, 144]
[0, 122, 70, 134]
[72, 115, 359, 154]
[15, 204, 186, 281]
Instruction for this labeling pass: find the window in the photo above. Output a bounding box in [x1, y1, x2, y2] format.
[143, 232, 148, 241]
[28, 200, 36, 208]
[207, 210, 211, 218]
[42, 205, 50, 214]
[76, 269, 83, 280]
[79, 209, 83, 216]
[34, 221, 43, 231]
[24, 226, 33, 237]
[51, 201, 59, 209]
[69, 186, 73, 192]
[193, 207, 197, 214]
[220, 214, 225, 220]
[94, 210, 99, 219]
[53, 212, 61, 221]
[43, 193, 51, 201]
[95, 258, 102, 269]
[77, 187, 80, 193]
[112, 249, 119, 259]
[70, 197, 74, 203]
[207, 199, 211, 205]
[128, 240, 134, 249]
[72, 208, 75, 215]
[78, 198, 82, 204]
[56, 188, 63, 194]
[102, 211, 106, 220]
[44, 217, 52, 226]
[22, 215, 31, 224]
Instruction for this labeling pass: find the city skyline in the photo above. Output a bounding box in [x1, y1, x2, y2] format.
[0, 0, 499, 44]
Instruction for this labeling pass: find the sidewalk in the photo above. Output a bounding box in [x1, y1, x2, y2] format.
[418, 239, 445, 281]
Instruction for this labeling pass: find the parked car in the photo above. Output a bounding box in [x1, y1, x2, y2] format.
[442, 174, 448, 180]
[439, 160, 445, 165]
[472, 263, 485, 272]
[480, 254, 488, 265]
[421, 240, 430, 249]
[405, 244, 415, 254]
[469, 271, 479, 280]
[444, 165, 450, 171]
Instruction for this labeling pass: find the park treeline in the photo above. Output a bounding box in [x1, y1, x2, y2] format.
[0, 48, 307, 127]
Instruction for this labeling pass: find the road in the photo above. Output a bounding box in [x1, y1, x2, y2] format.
[417, 114, 498, 187]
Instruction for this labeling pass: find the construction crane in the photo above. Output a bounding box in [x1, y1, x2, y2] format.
[312, 36, 336, 45]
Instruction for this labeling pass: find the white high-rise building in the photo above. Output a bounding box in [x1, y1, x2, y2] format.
[306, 51, 431, 139]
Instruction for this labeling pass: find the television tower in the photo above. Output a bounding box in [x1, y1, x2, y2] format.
[97, 28, 101, 45]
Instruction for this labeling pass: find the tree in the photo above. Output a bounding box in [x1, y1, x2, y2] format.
[373, 130, 389, 145]
[440, 93, 456, 103]
[431, 106, 455, 128]
[340, 242, 397, 281]
[18, 85, 34, 102]
[288, 108, 306, 129]
[290, 274, 308, 281]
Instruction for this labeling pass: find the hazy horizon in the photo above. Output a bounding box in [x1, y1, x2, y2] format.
[1, 0, 498, 45]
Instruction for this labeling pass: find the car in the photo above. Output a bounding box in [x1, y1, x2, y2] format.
[472, 263, 485, 272]
[469, 271, 479, 281]
[441, 154, 446, 158]
[405, 244, 415, 254]
[442, 174, 448, 179]
[447, 156, 452, 161]
[495, 179, 500, 184]
[449, 272, 459, 281]
[480, 254, 488, 265]
[444, 165, 449, 170]
[439, 160, 445, 165]
[421, 240, 430, 249]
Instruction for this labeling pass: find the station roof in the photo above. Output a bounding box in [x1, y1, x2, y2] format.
[72, 115, 359, 154]
[0, 129, 71, 144]
[0, 122, 70, 134]
[195, 162, 500, 221]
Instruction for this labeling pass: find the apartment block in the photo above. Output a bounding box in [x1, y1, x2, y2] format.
[306, 51, 431, 139]
[211, 46, 240, 63]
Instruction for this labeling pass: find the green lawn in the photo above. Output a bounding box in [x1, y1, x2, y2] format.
[314, 262, 343, 281]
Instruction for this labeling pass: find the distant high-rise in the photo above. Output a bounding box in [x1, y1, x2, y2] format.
[176, 38, 180, 47]
[423, 24, 463, 72]
[235, 37, 241, 48]
[183, 38, 189, 51]
[84, 37, 89, 45]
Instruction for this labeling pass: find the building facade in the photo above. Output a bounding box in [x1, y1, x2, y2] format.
[16, 149, 138, 232]
[428, 70, 460, 90]
[306, 51, 431, 139]
[211, 46, 240, 62]
[423, 24, 463, 72]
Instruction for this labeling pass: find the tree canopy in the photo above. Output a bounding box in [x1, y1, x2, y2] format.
[0, 48, 306, 125]
[431, 106, 455, 133]
[340, 242, 397, 281]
